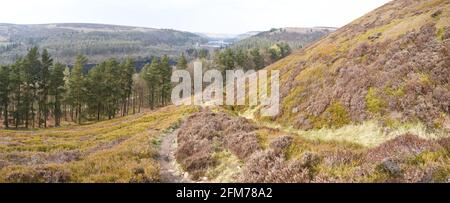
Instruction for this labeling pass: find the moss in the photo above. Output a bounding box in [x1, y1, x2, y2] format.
[206, 150, 242, 182]
[325, 102, 351, 128]
[408, 150, 447, 166]
[433, 114, 446, 129]
[309, 102, 351, 129]
[151, 138, 162, 146]
[355, 19, 400, 43]
[366, 87, 386, 115]
[432, 167, 450, 182]
[255, 129, 271, 150]
[382, 116, 401, 128]
[360, 170, 391, 183]
[418, 73, 432, 86]
[385, 86, 406, 98]
[316, 164, 357, 180]
[436, 27, 445, 41]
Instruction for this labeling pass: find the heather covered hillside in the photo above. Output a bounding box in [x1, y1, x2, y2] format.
[248, 0, 449, 132]
[173, 108, 449, 183]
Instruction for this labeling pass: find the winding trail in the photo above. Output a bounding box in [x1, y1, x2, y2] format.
[158, 129, 191, 183]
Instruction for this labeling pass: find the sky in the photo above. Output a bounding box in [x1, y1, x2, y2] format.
[0, 0, 392, 34]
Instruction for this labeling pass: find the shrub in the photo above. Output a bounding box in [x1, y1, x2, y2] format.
[323, 149, 362, 167]
[239, 150, 321, 183]
[324, 101, 351, 128]
[365, 133, 443, 163]
[225, 132, 261, 160]
[437, 137, 450, 152]
[366, 87, 385, 115]
[6, 166, 71, 183]
[175, 109, 259, 179]
[376, 158, 402, 177]
[269, 135, 293, 153]
[175, 139, 215, 179]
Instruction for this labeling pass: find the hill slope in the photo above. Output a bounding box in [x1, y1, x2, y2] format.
[250, 0, 449, 131]
[0, 106, 198, 183]
[0, 23, 207, 64]
[230, 27, 336, 50]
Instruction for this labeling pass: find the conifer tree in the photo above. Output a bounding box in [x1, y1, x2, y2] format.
[0, 66, 10, 128]
[68, 55, 87, 124]
[49, 63, 65, 127]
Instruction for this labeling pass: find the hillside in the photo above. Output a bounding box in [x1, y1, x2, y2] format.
[0, 23, 207, 64]
[247, 0, 449, 132]
[210, 27, 335, 71]
[0, 106, 199, 183]
[1, 105, 448, 183]
[1, 0, 449, 184]
[230, 27, 336, 50]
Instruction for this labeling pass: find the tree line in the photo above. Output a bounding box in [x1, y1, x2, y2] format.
[213, 42, 292, 72]
[0, 47, 177, 129]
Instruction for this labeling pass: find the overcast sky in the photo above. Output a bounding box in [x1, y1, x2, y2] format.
[0, 0, 391, 34]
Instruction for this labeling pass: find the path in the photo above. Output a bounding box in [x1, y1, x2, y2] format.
[158, 129, 191, 183]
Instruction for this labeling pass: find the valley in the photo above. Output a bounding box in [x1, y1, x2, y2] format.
[0, 0, 449, 183]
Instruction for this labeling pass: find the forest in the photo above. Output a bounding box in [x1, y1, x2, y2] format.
[0, 47, 177, 128]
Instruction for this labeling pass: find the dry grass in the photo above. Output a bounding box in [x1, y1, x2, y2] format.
[0, 106, 199, 183]
[242, 107, 448, 147]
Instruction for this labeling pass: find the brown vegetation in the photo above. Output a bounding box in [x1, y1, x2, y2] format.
[175, 109, 260, 179]
[248, 0, 450, 131]
[174, 108, 448, 183]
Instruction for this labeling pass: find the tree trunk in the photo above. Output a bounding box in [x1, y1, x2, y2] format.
[77, 104, 82, 124]
[97, 103, 101, 121]
[31, 104, 35, 128]
[25, 107, 29, 128]
[15, 88, 20, 129]
[64, 104, 67, 122]
[55, 94, 60, 127]
[38, 102, 41, 128]
[44, 100, 47, 128]
[3, 102, 8, 128]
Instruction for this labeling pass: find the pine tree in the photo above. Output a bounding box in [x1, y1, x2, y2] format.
[9, 60, 23, 128]
[49, 63, 65, 127]
[39, 49, 53, 128]
[103, 59, 121, 119]
[251, 48, 264, 70]
[68, 55, 87, 124]
[86, 62, 106, 121]
[1, 49, 149, 129]
[142, 58, 160, 109]
[198, 49, 208, 59]
[177, 53, 188, 69]
[23, 47, 41, 128]
[120, 58, 135, 116]
[62, 66, 71, 121]
[235, 49, 248, 69]
[0, 66, 10, 128]
[218, 48, 235, 72]
[160, 55, 172, 106]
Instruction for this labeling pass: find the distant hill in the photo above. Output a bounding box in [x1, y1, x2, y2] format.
[0, 23, 208, 64]
[229, 27, 336, 50]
